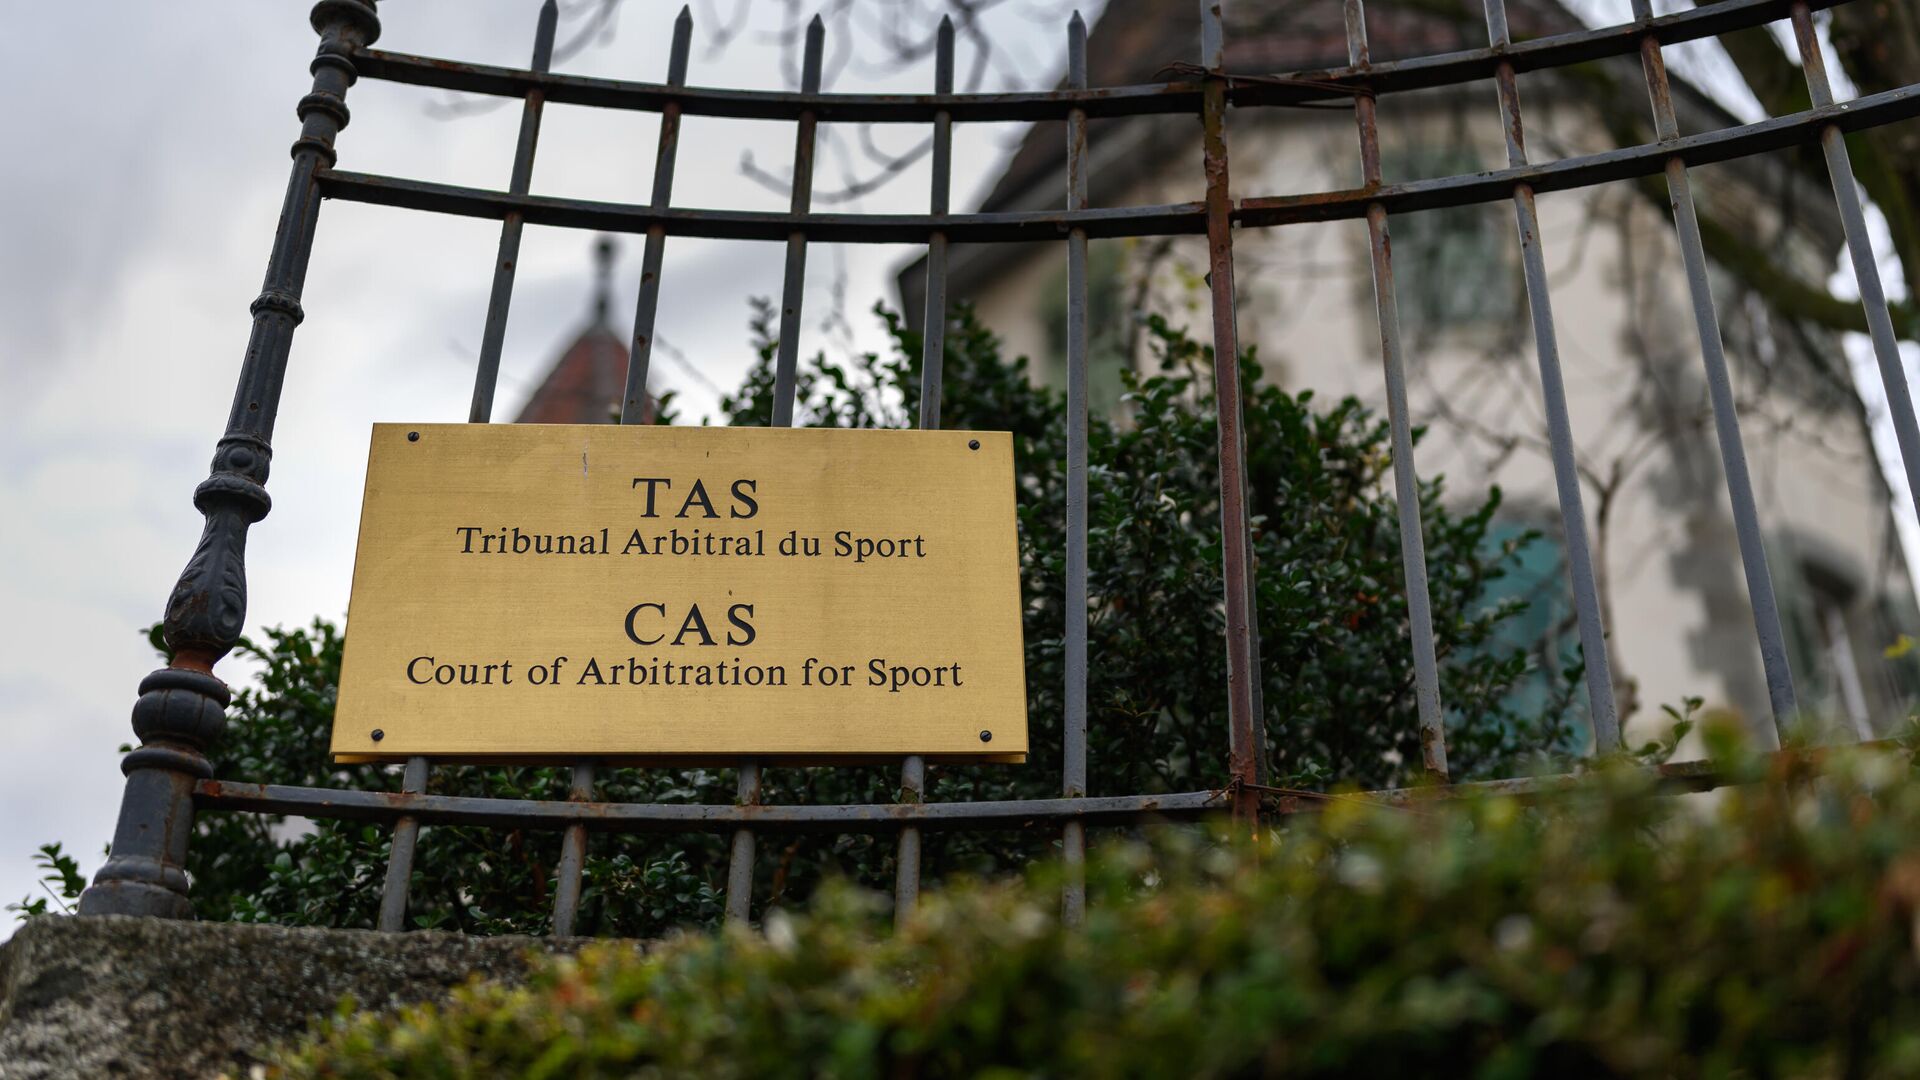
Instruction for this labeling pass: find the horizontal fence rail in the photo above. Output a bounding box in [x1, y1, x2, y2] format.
[76, 0, 1920, 935]
[350, 0, 1840, 120]
[315, 84, 1920, 241]
[191, 745, 1852, 830]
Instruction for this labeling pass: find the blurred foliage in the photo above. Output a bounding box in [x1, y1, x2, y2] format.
[274, 735, 1920, 1079]
[4, 843, 86, 919]
[23, 304, 1576, 932]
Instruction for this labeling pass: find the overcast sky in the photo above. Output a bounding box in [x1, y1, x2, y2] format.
[0, 0, 1100, 930]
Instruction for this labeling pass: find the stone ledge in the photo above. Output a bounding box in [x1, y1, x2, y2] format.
[0, 915, 579, 1079]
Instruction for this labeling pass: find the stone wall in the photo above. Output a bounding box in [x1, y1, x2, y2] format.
[0, 915, 577, 1079]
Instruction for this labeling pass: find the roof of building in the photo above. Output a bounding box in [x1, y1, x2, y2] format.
[972, 0, 1569, 225]
[894, 0, 1812, 323]
[514, 236, 653, 424]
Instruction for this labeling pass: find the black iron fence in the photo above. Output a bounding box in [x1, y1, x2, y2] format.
[76, 0, 1920, 932]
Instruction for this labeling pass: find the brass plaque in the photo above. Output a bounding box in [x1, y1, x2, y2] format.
[331, 424, 1028, 763]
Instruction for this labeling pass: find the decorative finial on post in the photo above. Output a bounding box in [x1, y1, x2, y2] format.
[1344, 0, 1371, 67]
[804, 13, 826, 89]
[671, 6, 695, 88]
[936, 14, 954, 86]
[1199, 0, 1225, 73]
[1068, 11, 1087, 86]
[534, 0, 559, 69]
[593, 235, 618, 324]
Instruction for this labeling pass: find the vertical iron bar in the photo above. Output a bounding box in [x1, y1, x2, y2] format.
[78, 0, 383, 918]
[366, 0, 559, 928]
[918, 16, 955, 433]
[728, 14, 824, 926]
[551, 2, 698, 942]
[1483, 0, 1621, 752]
[1202, 0, 1271, 787]
[1632, 0, 1794, 743]
[550, 762, 596, 935]
[1344, 0, 1450, 779]
[724, 760, 761, 925]
[1789, 3, 1920, 531]
[376, 756, 429, 931]
[468, 0, 558, 424]
[1243, 435, 1268, 786]
[1199, 0, 1262, 823]
[893, 759, 926, 916]
[622, 5, 694, 425]
[769, 17, 825, 428]
[1061, 10, 1092, 926]
[895, 15, 953, 925]
[452, 0, 564, 932]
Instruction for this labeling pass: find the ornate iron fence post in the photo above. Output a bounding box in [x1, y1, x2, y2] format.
[77, 0, 380, 919]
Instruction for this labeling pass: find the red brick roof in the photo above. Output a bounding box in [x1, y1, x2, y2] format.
[515, 324, 653, 424]
[515, 236, 655, 424]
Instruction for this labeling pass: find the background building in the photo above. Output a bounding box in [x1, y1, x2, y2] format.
[900, 0, 1920, 741]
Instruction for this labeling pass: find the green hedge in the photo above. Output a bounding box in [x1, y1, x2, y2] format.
[274, 734, 1920, 1078]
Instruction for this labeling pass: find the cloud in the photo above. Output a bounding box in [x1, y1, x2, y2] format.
[0, 0, 1031, 931]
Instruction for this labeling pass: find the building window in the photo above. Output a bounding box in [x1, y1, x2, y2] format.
[1476, 519, 1583, 727]
[1041, 239, 1130, 411]
[1380, 147, 1519, 339]
[1871, 595, 1920, 716]
[1787, 560, 1875, 739]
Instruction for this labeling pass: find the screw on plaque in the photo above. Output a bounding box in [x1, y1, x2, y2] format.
[406, 431, 420, 442]
[979, 730, 992, 742]
[371, 729, 385, 742]
[968, 439, 980, 450]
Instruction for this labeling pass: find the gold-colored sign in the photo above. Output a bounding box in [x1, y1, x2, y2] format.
[331, 424, 1027, 763]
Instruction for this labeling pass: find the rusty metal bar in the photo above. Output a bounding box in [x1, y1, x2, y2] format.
[1483, 0, 1620, 751]
[375, 756, 430, 931]
[1061, 10, 1092, 926]
[893, 753, 926, 918]
[550, 762, 596, 935]
[894, 15, 954, 924]
[194, 739, 1868, 832]
[727, 14, 824, 927]
[467, 0, 558, 424]
[315, 78, 1920, 242]
[1343, 0, 1449, 778]
[1204, 1, 1261, 794]
[76, 0, 383, 920]
[1789, 2, 1920, 535]
[621, 5, 692, 425]
[1632, 0, 1794, 743]
[724, 761, 761, 925]
[199, 784, 1225, 830]
[348, 0, 1847, 121]
[1199, 0, 1262, 824]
